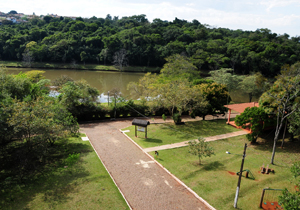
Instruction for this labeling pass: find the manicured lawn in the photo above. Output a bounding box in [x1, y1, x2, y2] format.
[0, 135, 129, 210]
[149, 134, 300, 210]
[122, 119, 240, 148]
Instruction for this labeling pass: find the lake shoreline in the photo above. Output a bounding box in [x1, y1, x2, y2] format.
[3, 65, 258, 103]
[0, 61, 161, 73]
[5, 67, 145, 98]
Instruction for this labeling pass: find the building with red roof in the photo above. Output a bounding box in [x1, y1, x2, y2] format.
[224, 102, 259, 132]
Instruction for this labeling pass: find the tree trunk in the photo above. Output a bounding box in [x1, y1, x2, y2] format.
[249, 93, 252, 102]
[290, 132, 295, 142]
[271, 133, 279, 164]
[271, 118, 284, 164]
[281, 119, 288, 148]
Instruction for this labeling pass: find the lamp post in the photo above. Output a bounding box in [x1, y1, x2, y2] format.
[114, 95, 116, 119]
[234, 143, 247, 208]
[226, 143, 248, 209]
[107, 91, 110, 106]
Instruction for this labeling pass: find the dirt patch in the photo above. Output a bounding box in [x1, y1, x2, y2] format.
[228, 171, 236, 175]
[262, 202, 283, 210]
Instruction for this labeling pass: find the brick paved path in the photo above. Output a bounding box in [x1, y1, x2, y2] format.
[80, 119, 214, 210]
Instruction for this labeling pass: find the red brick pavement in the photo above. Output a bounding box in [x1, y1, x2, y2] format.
[80, 118, 215, 210]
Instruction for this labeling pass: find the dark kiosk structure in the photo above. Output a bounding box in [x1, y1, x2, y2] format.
[132, 119, 150, 138]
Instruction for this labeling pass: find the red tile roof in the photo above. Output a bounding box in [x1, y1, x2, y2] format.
[224, 102, 259, 113]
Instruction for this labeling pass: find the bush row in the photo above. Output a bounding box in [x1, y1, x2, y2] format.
[75, 100, 171, 122]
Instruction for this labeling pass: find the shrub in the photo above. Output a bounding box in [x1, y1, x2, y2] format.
[65, 153, 80, 166]
[172, 113, 182, 123]
[235, 107, 271, 143]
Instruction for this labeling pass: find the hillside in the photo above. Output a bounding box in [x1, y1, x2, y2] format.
[1, 13, 300, 77]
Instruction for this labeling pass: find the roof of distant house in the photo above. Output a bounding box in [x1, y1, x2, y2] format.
[224, 102, 259, 113]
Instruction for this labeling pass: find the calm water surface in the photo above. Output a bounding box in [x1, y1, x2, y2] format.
[6, 68, 257, 103]
[7, 68, 144, 100]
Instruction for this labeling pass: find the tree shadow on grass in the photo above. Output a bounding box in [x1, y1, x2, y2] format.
[160, 124, 195, 139]
[0, 141, 92, 210]
[202, 161, 225, 171]
[40, 164, 89, 209]
[154, 157, 164, 162]
[143, 138, 163, 144]
[159, 119, 234, 140]
[183, 161, 225, 180]
[183, 120, 230, 137]
[251, 131, 300, 155]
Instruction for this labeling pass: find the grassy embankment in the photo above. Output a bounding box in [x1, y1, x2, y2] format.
[0, 134, 129, 210]
[0, 60, 160, 73]
[122, 119, 300, 209]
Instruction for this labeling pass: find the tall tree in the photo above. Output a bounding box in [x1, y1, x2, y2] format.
[113, 49, 128, 71]
[209, 68, 241, 92]
[22, 49, 35, 67]
[99, 48, 109, 65]
[0, 70, 79, 182]
[260, 63, 300, 164]
[161, 54, 198, 80]
[58, 80, 99, 117]
[239, 73, 267, 102]
[8, 10, 17, 14]
[127, 72, 157, 99]
[146, 78, 207, 123]
[80, 51, 88, 65]
[191, 82, 231, 120]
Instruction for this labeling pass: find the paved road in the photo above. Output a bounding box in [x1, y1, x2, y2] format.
[80, 119, 214, 210]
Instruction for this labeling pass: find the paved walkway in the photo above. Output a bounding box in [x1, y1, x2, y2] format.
[148, 113, 238, 124]
[143, 130, 248, 152]
[80, 119, 214, 210]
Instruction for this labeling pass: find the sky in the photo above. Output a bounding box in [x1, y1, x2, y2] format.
[1, 0, 300, 37]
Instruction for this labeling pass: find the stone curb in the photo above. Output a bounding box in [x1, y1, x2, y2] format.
[120, 129, 216, 210]
[83, 132, 133, 210]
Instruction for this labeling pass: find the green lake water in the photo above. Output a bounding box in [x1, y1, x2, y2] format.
[6, 68, 259, 103]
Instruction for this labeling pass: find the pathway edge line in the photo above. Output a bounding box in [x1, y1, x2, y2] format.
[83, 132, 133, 210]
[120, 130, 216, 210]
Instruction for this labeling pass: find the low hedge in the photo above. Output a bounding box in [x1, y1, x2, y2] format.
[75, 100, 171, 122]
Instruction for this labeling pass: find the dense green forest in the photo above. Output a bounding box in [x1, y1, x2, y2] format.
[1, 14, 300, 76]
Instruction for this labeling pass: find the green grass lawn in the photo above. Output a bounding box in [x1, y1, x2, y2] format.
[148, 133, 300, 210]
[122, 119, 240, 148]
[0, 135, 129, 210]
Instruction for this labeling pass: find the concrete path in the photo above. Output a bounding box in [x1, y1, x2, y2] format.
[80, 119, 214, 210]
[144, 130, 248, 152]
[148, 113, 239, 124]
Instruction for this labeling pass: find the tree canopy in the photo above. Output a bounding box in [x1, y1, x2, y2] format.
[0, 69, 79, 184]
[279, 161, 300, 209]
[235, 107, 271, 143]
[0, 14, 300, 76]
[128, 54, 233, 123]
[260, 62, 300, 164]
